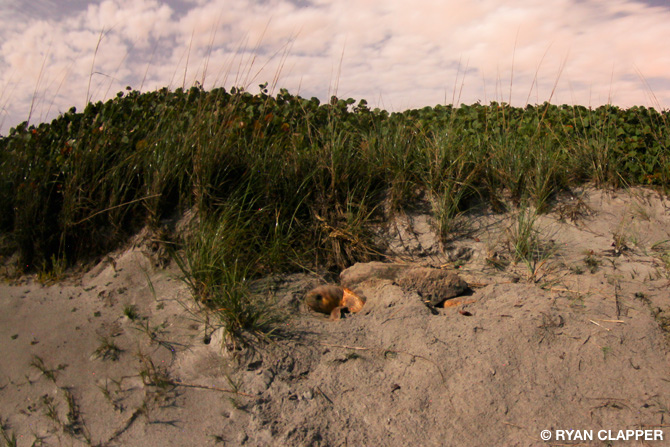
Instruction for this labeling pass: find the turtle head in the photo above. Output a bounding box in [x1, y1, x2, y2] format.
[305, 285, 343, 314]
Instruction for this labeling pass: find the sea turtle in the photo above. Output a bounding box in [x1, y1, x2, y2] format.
[305, 285, 366, 320]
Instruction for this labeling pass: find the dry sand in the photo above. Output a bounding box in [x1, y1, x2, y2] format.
[2, 187, 670, 446]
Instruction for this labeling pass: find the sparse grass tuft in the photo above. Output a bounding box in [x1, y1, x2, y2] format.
[137, 351, 173, 390]
[583, 251, 601, 273]
[0, 418, 17, 447]
[611, 231, 629, 256]
[568, 263, 585, 275]
[651, 240, 670, 277]
[556, 192, 591, 223]
[506, 204, 556, 279]
[97, 381, 124, 412]
[39, 391, 90, 444]
[41, 395, 61, 427]
[29, 355, 66, 383]
[123, 304, 139, 321]
[61, 388, 91, 443]
[92, 336, 123, 361]
[132, 319, 178, 353]
[37, 254, 67, 285]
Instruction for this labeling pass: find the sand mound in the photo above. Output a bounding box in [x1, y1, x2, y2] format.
[2, 187, 670, 446]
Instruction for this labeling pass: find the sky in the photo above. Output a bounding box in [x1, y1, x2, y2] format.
[1, 0, 670, 134]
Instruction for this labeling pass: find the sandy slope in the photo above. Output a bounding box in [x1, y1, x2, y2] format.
[1, 187, 670, 446]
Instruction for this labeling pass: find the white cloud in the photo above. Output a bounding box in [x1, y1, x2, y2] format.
[1, 0, 670, 134]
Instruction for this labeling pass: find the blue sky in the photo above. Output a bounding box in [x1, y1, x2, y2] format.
[1, 0, 670, 134]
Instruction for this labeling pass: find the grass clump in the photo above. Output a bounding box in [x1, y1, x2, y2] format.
[39, 392, 90, 444]
[122, 304, 139, 321]
[137, 351, 173, 390]
[583, 251, 601, 273]
[172, 201, 287, 344]
[37, 254, 67, 284]
[29, 355, 66, 383]
[0, 418, 17, 447]
[92, 336, 122, 361]
[61, 388, 91, 443]
[423, 127, 485, 241]
[506, 204, 556, 279]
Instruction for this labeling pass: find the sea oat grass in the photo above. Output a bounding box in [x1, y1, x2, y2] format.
[506, 204, 557, 279]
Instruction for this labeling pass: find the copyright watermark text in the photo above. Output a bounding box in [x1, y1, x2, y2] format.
[540, 429, 664, 442]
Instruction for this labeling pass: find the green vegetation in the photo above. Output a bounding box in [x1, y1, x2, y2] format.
[122, 304, 140, 321]
[29, 355, 66, 383]
[1, 84, 669, 341]
[584, 252, 602, 273]
[506, 204, 555, 279]
[92, 336, 123, 361]
[0, 418, 17, 447]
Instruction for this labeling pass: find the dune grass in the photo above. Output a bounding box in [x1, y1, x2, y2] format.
[1, 84, 669, 343]
[0, 418, 17, 447]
